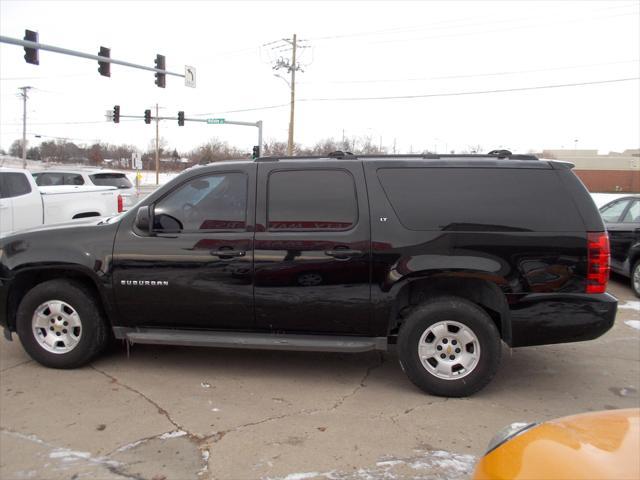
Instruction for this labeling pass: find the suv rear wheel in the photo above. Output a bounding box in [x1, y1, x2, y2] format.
[16, 280, 108, 368]
[632, 261, 640, 298]
[398, 297, 501, 397]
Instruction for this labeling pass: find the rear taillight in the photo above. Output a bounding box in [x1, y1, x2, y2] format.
[586, 232, 610, 294]
[117, 194, 124, 213]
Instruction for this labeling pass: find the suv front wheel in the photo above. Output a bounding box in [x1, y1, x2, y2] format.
[398, 297, 502, 397]
[16, 280, 109, 369]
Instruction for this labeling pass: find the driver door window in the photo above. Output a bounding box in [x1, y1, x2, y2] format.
[153, 173, 247, 232]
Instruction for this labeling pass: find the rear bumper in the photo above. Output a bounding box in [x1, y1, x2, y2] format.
[508, 292, 617, 347]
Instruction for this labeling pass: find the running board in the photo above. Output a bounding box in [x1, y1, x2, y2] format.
[112, 327, 387, 353]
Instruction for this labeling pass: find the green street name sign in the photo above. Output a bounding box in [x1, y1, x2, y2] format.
[207, 118, 225, 124]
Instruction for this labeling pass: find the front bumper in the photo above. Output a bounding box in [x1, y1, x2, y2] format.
[508, 292, 617, 347]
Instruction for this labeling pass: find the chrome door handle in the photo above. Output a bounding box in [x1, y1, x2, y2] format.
[324, 249, 362, 259]
[210, 250, 246, 258]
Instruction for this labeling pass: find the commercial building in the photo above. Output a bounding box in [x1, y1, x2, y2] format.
[540, 149, 639, 193]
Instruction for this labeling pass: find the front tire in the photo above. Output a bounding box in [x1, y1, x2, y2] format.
[632, 261, 640, 298]
[398, 297, 502, 397]
[16, 280, 108, 369]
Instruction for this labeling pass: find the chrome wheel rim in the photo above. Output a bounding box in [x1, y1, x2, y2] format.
[633, 264, 640, 294]
[418, 320, 481, 380]
[32, 300, 82, 354]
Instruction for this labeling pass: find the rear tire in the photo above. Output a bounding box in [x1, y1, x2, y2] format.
[398, 297, 501, 397]
[16, 280, 108, 369]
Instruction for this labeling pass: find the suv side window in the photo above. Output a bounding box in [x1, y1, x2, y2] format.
[377, 168, 584, 232]
[0, 172, 32, 198]
[622, 200, 640, 223]
[153, 173, 247, 232]
[35, 172, 64, 186]
[600, 199, 630, 223]
[267, 170, 358, 231]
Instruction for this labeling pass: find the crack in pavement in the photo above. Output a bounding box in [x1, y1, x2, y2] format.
[90, 364, 213, 479]
[90, 364, 185, 434]
[330, 352, 385, 410]
[88, 353, 386, 480]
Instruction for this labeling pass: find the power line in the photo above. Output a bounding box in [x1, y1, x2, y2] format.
[297, 77, 640, 103]
[193, 103, 290, 116]
[309, 4, 639, 43]
[298, 59, 640, 86]
[195, 76, 639, 115]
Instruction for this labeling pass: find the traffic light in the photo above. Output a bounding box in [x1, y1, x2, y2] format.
[98, 46, 110, 77]
[113, 105, 120, 123]
[144, 109, 151, 124]
[154, 54, 166, 88]
[178, 111, 185, 126]
[23, 30, 39, 65]
[252, 145, 260, 159]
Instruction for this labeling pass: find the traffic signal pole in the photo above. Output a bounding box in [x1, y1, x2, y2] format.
[1, 33, 189, 88]
[111, 110, 264, 161]
[155, 103, 160, 185]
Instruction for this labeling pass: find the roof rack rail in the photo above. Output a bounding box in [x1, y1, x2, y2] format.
[327, 151, 354, 158]
[488, 149, 513, 158]
[255, 152, 539, 162]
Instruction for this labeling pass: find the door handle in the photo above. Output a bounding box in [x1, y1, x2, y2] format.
[324, 248, 363, 259]
[210, 249, 246, 258]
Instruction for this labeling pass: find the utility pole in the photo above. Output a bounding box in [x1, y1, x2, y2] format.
[268, 34, 309, 156]
[19, 86, 32, 168]
[287, 33, 297, 156]
[155, 103, 160, 185]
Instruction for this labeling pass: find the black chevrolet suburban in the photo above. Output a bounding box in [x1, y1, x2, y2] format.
[0, 152, 617, 397]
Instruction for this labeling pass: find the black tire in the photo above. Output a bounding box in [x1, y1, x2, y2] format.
[16, 280, 109, 369]
[632, 261, 640, 298]
[397, 296, 501, 397]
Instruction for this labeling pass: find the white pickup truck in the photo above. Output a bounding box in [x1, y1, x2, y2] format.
[0, 167, 122, 238]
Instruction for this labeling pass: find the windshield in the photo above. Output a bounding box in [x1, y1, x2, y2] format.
[89, 173, 133, 189]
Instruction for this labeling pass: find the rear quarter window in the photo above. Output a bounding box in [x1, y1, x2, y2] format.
[89, 173, 133, 189]
[377, 168, 584, 232]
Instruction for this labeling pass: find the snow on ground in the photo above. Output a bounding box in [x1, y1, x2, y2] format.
[264, 450, 477, 480]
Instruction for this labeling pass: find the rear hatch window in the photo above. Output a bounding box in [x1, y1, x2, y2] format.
[89, 173, 133, 189]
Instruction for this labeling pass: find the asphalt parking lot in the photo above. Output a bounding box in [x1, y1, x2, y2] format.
[1, 277, 638, 480]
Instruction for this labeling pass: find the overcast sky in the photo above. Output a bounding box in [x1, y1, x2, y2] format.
[1, 0, 639, 155]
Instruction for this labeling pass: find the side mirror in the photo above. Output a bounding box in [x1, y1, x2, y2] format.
[134, 206, 151, 233]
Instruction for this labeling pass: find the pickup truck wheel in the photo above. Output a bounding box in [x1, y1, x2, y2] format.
[16, 280, 108, 369]
[398, 297, 501, 397]
[632, 261, 640, 298]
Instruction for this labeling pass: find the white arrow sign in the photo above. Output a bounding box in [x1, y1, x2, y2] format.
[185, 65, 196, 88]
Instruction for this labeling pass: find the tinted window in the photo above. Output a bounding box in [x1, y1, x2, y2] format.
[600, 199, 630, 223]
[35, 172, 65, 186]
[35, 172, 85, 186]
[377, 168, 584, 232]
[153, 173, 247, 232]
[267, 170, 357, 231]
[0, 172, 32, 198]
[65, 174, 84, 185]
[90, 173, 133, 189]
[622, 200, 640, 223]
